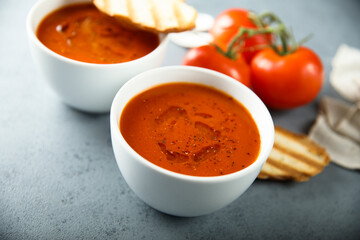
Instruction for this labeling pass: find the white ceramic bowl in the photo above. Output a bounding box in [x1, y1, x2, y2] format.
[110, 66, 274, 217]
[26, 0, 169, 113]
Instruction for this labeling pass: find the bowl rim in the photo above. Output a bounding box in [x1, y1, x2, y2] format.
[26, 0, 169, 68]
[110, 65, 275, 183]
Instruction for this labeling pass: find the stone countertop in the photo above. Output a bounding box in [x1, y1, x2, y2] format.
[1, 0, 359, 239]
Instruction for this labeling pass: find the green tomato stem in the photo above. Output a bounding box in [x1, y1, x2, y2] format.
[225, 27, 275, 59]
[224, 11, 312, 57]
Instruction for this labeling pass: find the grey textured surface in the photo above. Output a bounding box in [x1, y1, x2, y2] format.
[1, 0, 359, 239]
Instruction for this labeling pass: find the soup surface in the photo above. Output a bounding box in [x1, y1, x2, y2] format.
[120, 83, 261, 177]
[36, 3, 159, 64]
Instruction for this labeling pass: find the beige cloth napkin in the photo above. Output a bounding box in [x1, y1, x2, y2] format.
[330, 45, 360, 102]
[309, 97, 360, 169]
[309, 44, 360, 170]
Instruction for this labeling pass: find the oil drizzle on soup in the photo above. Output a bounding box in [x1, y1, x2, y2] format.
[36, 3, 159, 64]
[120, 83, 261, 177]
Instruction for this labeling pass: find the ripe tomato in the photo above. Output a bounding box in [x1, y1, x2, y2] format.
[250, 46, 324, 109]
[182, 45, 251, 87]
[209, 8, 271, 63]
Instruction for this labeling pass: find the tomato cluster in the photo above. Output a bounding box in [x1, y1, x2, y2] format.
[183, 8, 324, 110]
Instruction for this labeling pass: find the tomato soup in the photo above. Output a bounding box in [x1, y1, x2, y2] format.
[120, 83, 261, 177]
[36, 3, 159, 64]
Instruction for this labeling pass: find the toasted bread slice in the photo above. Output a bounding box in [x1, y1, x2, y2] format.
[258, 126, 330, 182]
[92, 0, 197, 33]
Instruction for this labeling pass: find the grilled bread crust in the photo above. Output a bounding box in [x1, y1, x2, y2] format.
[258, 126, 330, 182]
[92, 0, 197, 33]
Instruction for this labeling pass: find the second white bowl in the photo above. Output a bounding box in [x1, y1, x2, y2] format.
[26, 0, 169, 113]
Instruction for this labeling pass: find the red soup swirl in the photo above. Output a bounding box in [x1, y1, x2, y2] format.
[120, 83, 261, 177]
[36, 3, 159, 64]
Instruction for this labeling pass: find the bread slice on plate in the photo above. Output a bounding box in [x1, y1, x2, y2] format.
[258, 126, 330, 182]
[92, 0, 197, 33]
